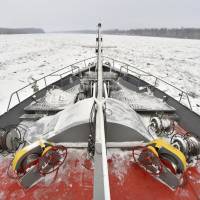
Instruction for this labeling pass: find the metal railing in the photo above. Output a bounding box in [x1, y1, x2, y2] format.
[7, 57, 96, 111]
[102, 56, 193, 111]
[6, 55, 194, 112]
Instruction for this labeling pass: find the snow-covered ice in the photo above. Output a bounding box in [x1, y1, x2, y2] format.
[0, 33, 200, 114]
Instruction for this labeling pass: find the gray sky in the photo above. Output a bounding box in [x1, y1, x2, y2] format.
[0, 0, 199, 31]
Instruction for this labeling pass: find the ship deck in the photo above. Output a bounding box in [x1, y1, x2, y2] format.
[1, 148, 200, 200]
[0, 53, 200, 200]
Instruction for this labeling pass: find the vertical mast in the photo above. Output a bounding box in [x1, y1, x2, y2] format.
[93, 23, 111, 200]
[97, 23, 103, 99]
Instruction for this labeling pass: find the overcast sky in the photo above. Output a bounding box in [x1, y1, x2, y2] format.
[0, 0, 199, 31]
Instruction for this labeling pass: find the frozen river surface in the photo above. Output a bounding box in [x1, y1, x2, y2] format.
[0, 33, 200, 114]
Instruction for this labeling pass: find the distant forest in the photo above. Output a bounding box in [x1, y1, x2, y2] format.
[1, 27, 200, 39]
[67, 28, 200, 40]
[0, 28, 45, 34]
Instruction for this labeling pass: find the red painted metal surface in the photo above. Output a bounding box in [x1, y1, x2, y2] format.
[109, 160, 200, 200]
[0, 153, 200, 200]
[0, 123, 200, 200]
[0, 151, 94, 200]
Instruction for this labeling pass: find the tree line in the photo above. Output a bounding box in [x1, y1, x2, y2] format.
[66, 28, 200, 40]
[103, 28, 200, 39]
[0, 28, 44, 34]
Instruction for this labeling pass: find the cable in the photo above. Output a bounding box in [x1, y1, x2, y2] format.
[0, 124, 28, 154]
[88, 102, 96, 158]
[132, 146, 163, 176]
[103, 102, 108, 140]
[38, 145, 67, 176]
[8, 145, 67, 182]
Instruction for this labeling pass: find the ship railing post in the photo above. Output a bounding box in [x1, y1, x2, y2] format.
[16, 91, 20, 103]
[154, 77, 158, 87]
[179, 91, 183, 102]
[120, 66, 125, 73]
[186, 93, 192, 110]
[71, 65, 74, 74]
[44, 77, 47, 87]
[7, 93, 14, 111]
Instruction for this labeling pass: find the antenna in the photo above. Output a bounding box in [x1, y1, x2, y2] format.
[96, 22, 103, 99]
[82, 23, 116, 50]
